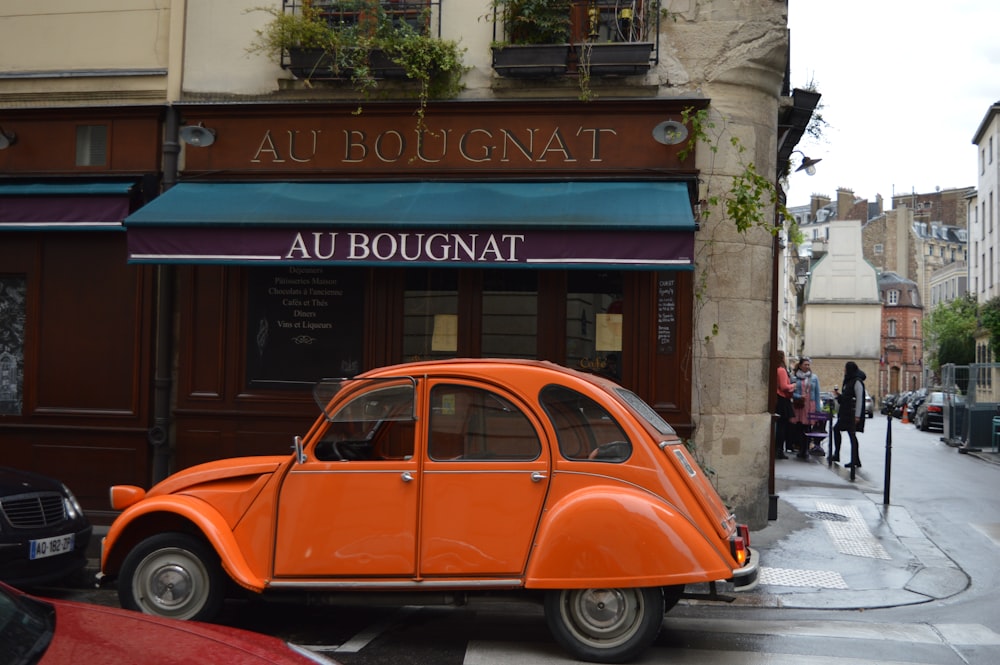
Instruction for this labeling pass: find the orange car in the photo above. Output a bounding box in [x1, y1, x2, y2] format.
[101, 359, 758, 663]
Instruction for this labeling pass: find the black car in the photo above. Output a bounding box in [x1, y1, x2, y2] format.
[916, 391, 946, 431]
[0, 467, 92, 588]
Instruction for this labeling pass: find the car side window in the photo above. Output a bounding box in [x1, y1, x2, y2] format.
[540, 385, 632, 462]
[314, 384, 415, 461]
[428, 385, 540, 461]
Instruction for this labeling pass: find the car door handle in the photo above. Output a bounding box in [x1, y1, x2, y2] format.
[531, 472, 546, 482]
[401, 471, 414, 482]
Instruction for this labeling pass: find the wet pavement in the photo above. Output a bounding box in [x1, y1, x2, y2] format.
[715, 444, 1000, 611]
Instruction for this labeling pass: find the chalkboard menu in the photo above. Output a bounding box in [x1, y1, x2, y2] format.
[657, 273, 676, 355]
[246, 267, 364, 388]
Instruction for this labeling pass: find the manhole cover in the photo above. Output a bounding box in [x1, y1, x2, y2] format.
[804, 511, 850, 522]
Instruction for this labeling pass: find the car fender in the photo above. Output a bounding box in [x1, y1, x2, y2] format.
[525, 485, 734, 588]
[102, 494, 266, 593]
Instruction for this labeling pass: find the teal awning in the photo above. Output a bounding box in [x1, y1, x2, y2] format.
[123, 181, 696, 231]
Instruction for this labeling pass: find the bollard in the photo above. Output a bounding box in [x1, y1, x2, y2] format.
[884, 411, 892, 504]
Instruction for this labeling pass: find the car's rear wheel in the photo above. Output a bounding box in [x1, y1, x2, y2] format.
[544, 587, 664, 663]
[119, 532, 226, 621]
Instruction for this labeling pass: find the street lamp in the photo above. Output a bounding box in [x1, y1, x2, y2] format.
[791, 150, 822, 176]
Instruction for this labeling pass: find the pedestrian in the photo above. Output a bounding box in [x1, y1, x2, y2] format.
[774, 350, 795, 460]
[790, 357, 821, 459]
[832, 360, 867, 472]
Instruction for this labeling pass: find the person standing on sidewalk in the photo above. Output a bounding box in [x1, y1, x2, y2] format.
[775, 350, 795, 459]
[791, 357, 821, 459]
[832, 361, 867, 470]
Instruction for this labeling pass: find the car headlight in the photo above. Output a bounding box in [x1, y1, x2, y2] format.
[62, 484, 85, 521]
[285, 643, 339, 664]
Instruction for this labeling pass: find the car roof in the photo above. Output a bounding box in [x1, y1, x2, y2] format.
[356, 358, 616, 390]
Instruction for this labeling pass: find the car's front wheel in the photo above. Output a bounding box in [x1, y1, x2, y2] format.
[118, 532, 226, 621]
[544, 587, 664, 663]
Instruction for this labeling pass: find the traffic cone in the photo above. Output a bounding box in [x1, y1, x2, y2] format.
[901, 405, 909, 424]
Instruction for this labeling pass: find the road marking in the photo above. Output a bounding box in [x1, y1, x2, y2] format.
[816, 501, 891, 559]
[664, 618, 1000, 645]
[464, 641, 943, 664]
[759, 566, 848, 589]
[305, 605, 420, 654]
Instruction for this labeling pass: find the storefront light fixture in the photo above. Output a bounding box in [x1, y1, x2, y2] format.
[651, 120, 688, 146]
[178, 123, 216, 147]
[792, 150, 821, 176]
[0, 127, 17, 150]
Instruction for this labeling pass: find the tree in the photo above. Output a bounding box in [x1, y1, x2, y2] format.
[923, 294, 977, 370]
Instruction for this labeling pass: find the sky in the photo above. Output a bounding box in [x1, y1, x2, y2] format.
[786, 0, 1000, 208]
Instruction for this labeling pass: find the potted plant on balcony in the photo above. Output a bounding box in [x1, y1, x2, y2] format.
[251, 0, 465, 126]
[490, 0, 573, 77]
[572, 0, 654, 78]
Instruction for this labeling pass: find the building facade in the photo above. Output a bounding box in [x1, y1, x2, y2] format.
[0, 1, 803, 528]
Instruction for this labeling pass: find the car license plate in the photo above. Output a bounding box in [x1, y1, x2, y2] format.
[29, 533, 75, 560]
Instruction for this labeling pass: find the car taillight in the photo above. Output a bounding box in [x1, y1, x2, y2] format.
[730, 524, 750, 566]
[929, 405, 942, 413]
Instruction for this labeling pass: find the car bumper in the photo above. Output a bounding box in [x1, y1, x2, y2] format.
[0, 523, 92, 587]
[730, 546, 759, 592]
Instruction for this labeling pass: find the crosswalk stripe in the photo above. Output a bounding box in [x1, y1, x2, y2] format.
[663, 617, 1000, 645]
[463, 641, 942, 665]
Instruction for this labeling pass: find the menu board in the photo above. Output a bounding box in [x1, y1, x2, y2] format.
[657, 273, 676, 355]
[246, 267, 364, 388]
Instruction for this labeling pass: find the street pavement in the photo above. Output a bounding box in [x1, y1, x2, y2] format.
[714, 436, 1000, 611]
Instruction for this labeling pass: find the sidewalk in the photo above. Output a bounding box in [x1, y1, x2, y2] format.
[722, 451, 974, 610]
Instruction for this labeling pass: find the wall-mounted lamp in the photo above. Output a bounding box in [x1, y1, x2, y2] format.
[651, 120, 689, 146]
[791, 149, 821, 176]
[178, 122, 216, 147]
[0, 127, 17, 150]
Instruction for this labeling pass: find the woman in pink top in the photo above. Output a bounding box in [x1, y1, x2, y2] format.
[775, 350, 794, 459]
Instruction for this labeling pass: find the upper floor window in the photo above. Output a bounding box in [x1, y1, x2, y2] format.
[874, 243, 883, 255]
[888, 319, 897, 337]
[887, 289, 899, 305]
[75, 125, 107, 167]
[912, 319, 918, 337]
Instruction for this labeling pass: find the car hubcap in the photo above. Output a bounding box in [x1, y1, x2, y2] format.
[564, 588, 642, 646]
[134, 547, 208, 618]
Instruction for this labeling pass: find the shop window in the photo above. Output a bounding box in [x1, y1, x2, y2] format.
[0, 275, 26, 415]
[245, 266, 365, 388]
[565, 271, 623, 381]
[403, 269, 458, 361]
[481, 270, 537, 358]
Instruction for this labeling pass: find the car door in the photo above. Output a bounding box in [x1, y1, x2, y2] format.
[273, 380, 420, 578]
[418, 380, 551, 577]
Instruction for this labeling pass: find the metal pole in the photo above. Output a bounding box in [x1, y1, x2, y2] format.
[883, 412, 892, 505]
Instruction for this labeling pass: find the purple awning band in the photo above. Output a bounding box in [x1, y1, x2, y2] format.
[0, 196, 131, 230]
[127, 227, 694, 270]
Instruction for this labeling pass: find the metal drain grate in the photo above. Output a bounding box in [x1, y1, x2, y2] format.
[804, 511, 850, 522]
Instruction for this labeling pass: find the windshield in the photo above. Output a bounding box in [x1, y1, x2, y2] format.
[0, 585, 53, 664]
[614, 387, 676, 436]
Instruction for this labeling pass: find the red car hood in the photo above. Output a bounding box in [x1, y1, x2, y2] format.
[40, 596, 318, 664]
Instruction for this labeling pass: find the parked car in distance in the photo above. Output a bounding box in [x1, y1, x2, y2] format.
[881, 393, 897, 416]
[916, 391, 946, 431]
[864, 394, 874, 418]
[0, 467, 92, 588]
[101, 358, 758, 664]
[0, 580, 338, 664]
